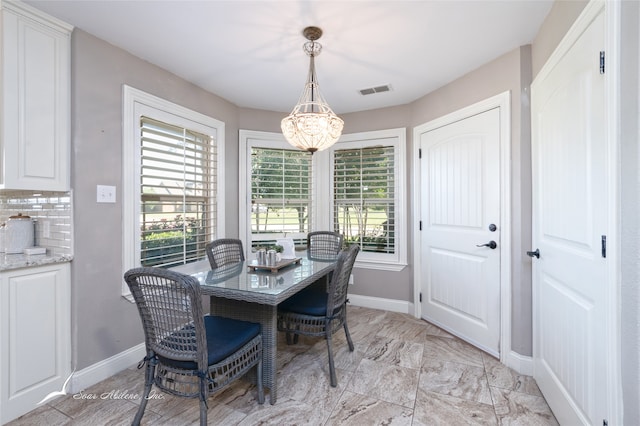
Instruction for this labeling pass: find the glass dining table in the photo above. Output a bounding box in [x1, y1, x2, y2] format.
[173, 254, 336, 404]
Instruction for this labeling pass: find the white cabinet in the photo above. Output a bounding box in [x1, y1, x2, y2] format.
[1, 1, 72, 191]
[0, 262, 71, 423]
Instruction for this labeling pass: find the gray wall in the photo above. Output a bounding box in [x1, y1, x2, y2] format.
[531, 0, 589, 78]
[238, 105, 414, 302]
[620, 1, 640, 423]
[238, 105, 415, 302]
[71, 29, 239, 368]
[70, 24, 531, 367]
[71, 11, 639, 423]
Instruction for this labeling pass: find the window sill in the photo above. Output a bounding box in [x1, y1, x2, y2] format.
[354, 260, 407, 272]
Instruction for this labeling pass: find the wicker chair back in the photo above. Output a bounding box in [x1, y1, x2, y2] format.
[126, 268, 206, 366]
[205, 238, 245, 269]
[307, 231, 343, 261]
[327, 244, 360, 315]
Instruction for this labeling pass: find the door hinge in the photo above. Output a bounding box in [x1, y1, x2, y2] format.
[419, 220, 422, 231]
[600, 51, 605, 74]
[601, 235, 607, 258]
[419, 148, 422, 159]
[419, 292, 422, 302]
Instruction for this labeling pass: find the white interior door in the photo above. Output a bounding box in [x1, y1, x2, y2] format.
[419, 108, 501, 356]
[531, 3, 610, 425]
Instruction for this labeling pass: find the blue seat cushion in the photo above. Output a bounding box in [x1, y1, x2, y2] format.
[279, 286, 328, 316]
[158, 316, 260, 370]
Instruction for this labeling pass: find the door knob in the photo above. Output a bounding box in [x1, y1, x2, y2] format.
[526, 249, 540, 259]
[476, 241, 497, 249]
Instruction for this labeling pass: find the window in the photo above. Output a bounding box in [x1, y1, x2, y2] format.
[239, 131, 314, 250]
[240, 128, 406, 271]
[123, 86, 225, 297]
[333, 146, 395, 254]
[139, 117, 216, 268]
[250, 147, 312, 248]
[329, 129, 406, 270]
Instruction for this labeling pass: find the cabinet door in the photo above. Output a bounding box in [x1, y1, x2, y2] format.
[1, 2, 72, 191]
[0, 263, 71, 423]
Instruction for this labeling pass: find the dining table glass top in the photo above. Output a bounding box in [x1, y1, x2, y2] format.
[173, 254, 336, 304]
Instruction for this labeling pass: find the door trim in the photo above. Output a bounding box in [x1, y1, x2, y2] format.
[412, 91, 511, 364]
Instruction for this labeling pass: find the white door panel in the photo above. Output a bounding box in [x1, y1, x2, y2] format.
[429, 248, 490, 325]
[420, 108, 501, 355]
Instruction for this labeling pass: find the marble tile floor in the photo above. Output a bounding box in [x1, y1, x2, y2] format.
[8, 306, 558, 425]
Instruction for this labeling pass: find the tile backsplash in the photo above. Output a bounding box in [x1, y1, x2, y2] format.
[0, 190, 73, 256]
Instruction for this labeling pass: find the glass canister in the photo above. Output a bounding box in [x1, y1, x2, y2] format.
[5, 213, 34, 254]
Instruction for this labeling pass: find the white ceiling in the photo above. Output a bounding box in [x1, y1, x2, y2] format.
[24, 0, 553, 114]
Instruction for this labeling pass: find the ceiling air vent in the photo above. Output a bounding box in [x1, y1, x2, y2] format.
[359, 84, 392, 96]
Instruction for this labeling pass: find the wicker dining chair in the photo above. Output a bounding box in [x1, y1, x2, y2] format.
[205, 238, 245, 269]
[307, 231, 344, 261]
[124, 267, 264, 426]
[277, 244, 359, 387]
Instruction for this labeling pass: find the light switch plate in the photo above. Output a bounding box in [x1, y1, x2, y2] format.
[97, 185, 116, 203]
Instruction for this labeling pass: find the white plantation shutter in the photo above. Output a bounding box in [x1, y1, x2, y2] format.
[139, 116, 216, 267]
[250, 147, 312, 248]
[333, 146, 395, 254]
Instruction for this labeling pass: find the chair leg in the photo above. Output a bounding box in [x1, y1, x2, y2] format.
[293, 323, 302, 344]
[283, 319, 297, 345]
[199, 399, 207, 426]
[199, 376, 208, 426]
[132, 358, 156, 426]
[343, 305, 354, 351]
[326, 329, 337, 387]
[256, 358, 265, 404]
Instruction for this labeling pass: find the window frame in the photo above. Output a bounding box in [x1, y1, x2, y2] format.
[122, 85, 225, 299]
[240, 128, 406, 271]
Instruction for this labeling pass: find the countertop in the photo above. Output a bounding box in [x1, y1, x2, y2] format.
[0, 252, 73, 271]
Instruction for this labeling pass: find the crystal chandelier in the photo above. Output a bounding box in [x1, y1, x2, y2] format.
[281, 26, 344, 154]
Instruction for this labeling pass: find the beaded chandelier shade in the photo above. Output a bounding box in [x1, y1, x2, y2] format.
[281, 26, 344, 154]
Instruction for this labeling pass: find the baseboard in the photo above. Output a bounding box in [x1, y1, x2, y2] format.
[348, 294, 411, 314]
[70, 343, 145, 393]
[504, 350, 534, 376]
